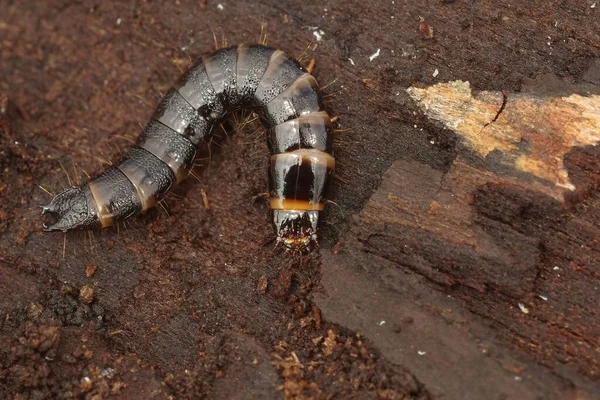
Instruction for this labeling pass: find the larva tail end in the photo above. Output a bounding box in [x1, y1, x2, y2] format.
[273, 210, 318, 251]
[41, 186, 99, 232]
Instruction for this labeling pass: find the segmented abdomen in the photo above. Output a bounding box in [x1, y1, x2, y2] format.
[43, 44, 334, 238]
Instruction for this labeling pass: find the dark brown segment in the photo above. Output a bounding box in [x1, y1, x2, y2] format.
[88, 167, 142, 227]
[269, 149, 334, 208]
[136, 120, 197, 182]
[268, 111, 333, 154]
[254, 50, 305, 107]
[236, 44, 276, 103]
[176, 61, 225, 120]
[203, 46, 241, 107]
[153, 89, 199, 134]
[117, 147, 176, 210]
[264, 73, 321, 125]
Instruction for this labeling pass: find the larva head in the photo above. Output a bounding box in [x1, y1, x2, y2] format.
[41, 186, 99, 232]
[273, 210, 318, 251]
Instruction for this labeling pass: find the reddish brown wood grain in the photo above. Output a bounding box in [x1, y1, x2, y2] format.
[0, 0, 599, 399]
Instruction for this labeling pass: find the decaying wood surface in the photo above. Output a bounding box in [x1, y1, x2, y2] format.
[407, 80, 600, 196]
[1, 1, 599, 399]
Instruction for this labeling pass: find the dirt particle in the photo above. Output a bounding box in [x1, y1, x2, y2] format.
[27, 302, 44, 319]
[80, 376, 93, 392]
[294, 299, 309, 317]
[312, 305, 322, 330]
[257, 275, 268, 294]
[80, 285, 95, 304]
[83, 348, 93, 359]
[299, 316, 314, 328]
[61, 284, 75, 295]
[419, 16, 434, 39]
[85, 264, 97, 278]
[322, 329, 337, 356]
[201, 188, 210, 209]
[111, 381, 125, 394]
[22, 323, 61, 353]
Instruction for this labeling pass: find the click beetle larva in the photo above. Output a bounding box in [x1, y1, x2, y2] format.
[41, 44, 334, 250]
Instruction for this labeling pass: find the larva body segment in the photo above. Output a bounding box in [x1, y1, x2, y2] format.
[41, 44, 334, 250]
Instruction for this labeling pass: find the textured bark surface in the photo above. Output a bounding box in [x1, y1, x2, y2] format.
[1, 0, 599, 399]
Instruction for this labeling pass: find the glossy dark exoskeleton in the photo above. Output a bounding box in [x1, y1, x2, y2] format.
[41, 44, 334, 250]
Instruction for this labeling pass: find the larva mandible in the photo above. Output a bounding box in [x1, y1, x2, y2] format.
[41, 44, 334, 250]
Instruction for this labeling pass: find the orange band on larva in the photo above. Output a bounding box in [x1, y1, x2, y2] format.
[270, 198, 325, 211]
[88, 181, 114, 228]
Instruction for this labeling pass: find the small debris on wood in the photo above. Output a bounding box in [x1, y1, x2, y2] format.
[80, 376, 93, 392]
[85, 264, 96, 278]
[27, 302, 44, 319]
[419, 16, 434, 39]
[369, 48, 381, 62]
[312, 304, 322, 330]
[299, 316, 313, 328]
[80, 285, 95, 304]
[257, 275, 268, 294]
[518, 303, 529, 314]
[322, 329, 337, 356]
[201, 188, 210, 209]
[311, 28, 325, 42]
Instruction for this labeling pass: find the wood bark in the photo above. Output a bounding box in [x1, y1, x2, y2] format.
[0, 0, 599, 399]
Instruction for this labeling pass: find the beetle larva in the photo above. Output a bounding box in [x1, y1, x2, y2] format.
[41, 44, 334, 250]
